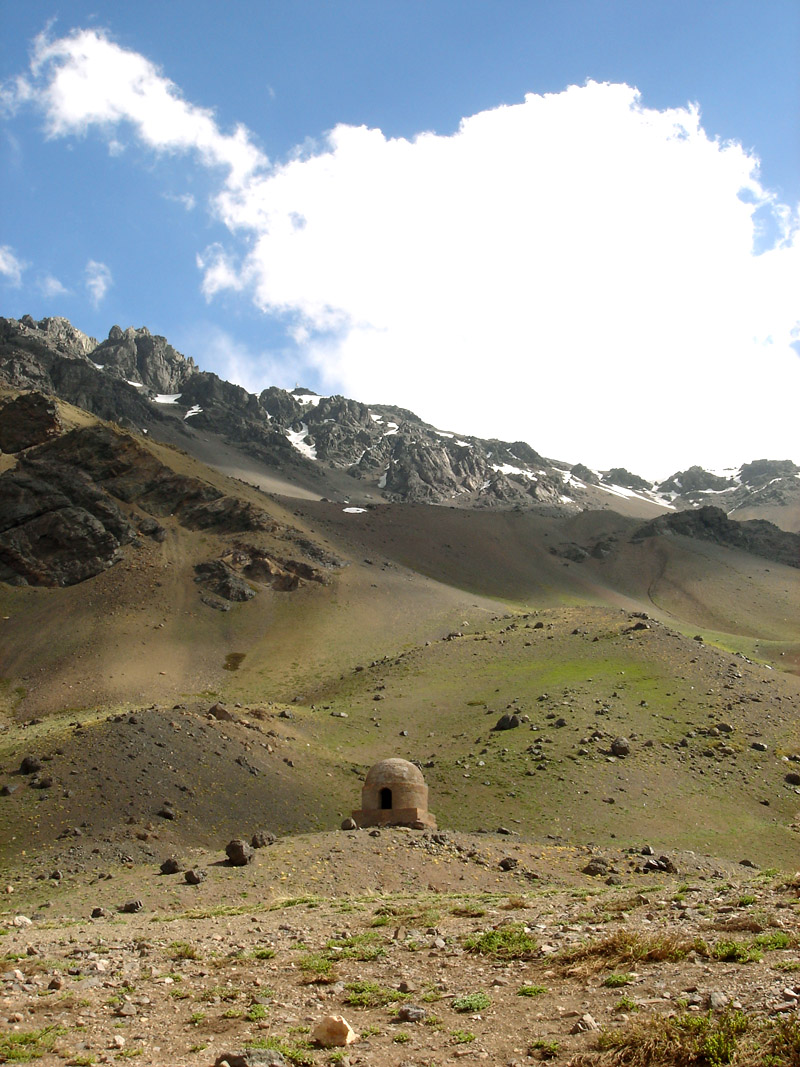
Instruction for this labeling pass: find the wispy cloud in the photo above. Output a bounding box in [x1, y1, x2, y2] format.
[0, 244, 27, 285]
[7, 29, 800, 475]
[39, 273, 69, 297]
[179, 322, 298, 396]
[165, 191, 196, 211]
[85, 259, 112, 306]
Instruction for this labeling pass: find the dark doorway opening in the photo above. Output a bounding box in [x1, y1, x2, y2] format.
[380, 787, 392, 810]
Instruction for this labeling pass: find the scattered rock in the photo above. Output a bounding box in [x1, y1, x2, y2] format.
[159, 857, 182, 875]
[611, 737, 631, 757]
[185, 869, 206, 885]
[209, 702, 234, 721]
[494, 713, 521, 731]
[583, 858, 611, 877]
[340, 818, 358, 831]
[251, 831, 275, 848]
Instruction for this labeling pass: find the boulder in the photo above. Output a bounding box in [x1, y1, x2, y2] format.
[225, 839, 254, 866]
[494, 713, 521, 731]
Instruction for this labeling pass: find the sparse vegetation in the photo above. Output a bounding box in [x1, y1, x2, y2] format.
[529, 1038, 560, 1060]
[168, 939, 200, 961]
[0, 1026, 65, 1063]
[597, 1008, 750, 1065]
[344, 980, 408, 1008]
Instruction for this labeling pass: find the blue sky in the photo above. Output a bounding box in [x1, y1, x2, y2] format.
[1, 1, 798, 477]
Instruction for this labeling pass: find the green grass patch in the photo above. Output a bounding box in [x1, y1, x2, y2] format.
[464, 923, 538, 960]
[517, 984, 547, 997]
[452, 991, 490, 1013]
[710, 939, 762, 964]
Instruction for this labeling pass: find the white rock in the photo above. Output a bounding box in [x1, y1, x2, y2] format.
[312, 1014, 358, 1047]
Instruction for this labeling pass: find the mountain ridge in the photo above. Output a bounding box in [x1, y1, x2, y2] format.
[3, 314, 799, 528]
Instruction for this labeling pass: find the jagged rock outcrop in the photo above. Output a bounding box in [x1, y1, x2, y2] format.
[0, 424, 283, 585]
[658, 465, 733, 495]
[635, 506, 800, 569]
[0, 392, 63, 452]
[0, 463, 135, 586]
[602, 467, 652, 492]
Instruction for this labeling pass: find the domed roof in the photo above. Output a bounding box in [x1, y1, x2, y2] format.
[364, 758, 425, 786]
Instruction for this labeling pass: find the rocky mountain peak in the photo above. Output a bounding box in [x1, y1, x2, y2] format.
[93, 324, 197, 393]
[17, 314, 97, 357]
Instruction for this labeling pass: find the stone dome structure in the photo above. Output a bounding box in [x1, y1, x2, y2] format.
[352, 758, 436, 829]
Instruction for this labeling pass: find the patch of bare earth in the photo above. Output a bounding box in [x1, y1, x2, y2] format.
[3, 830, 800, 1065]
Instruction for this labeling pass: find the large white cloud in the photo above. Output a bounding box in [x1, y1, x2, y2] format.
[8, 30, 800, 477]
[20, 28, 266, 186]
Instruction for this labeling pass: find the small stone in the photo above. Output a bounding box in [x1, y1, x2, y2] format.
[120, 900, 144, 914]
[215, 1051, 288, 1067]
[570, 1013, 600, 1034]
[499, 857, 519, 871]
[396, 1004, 426, 1022]
[185, 868, 206, 885]
[19, 755, 42, 775]
[251, 831, 275, 848]
[340, 818, 357, 831]
[708, 991, 730, 1011]
[611, 737, 631, 757]
[160, 857, 181, 875]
